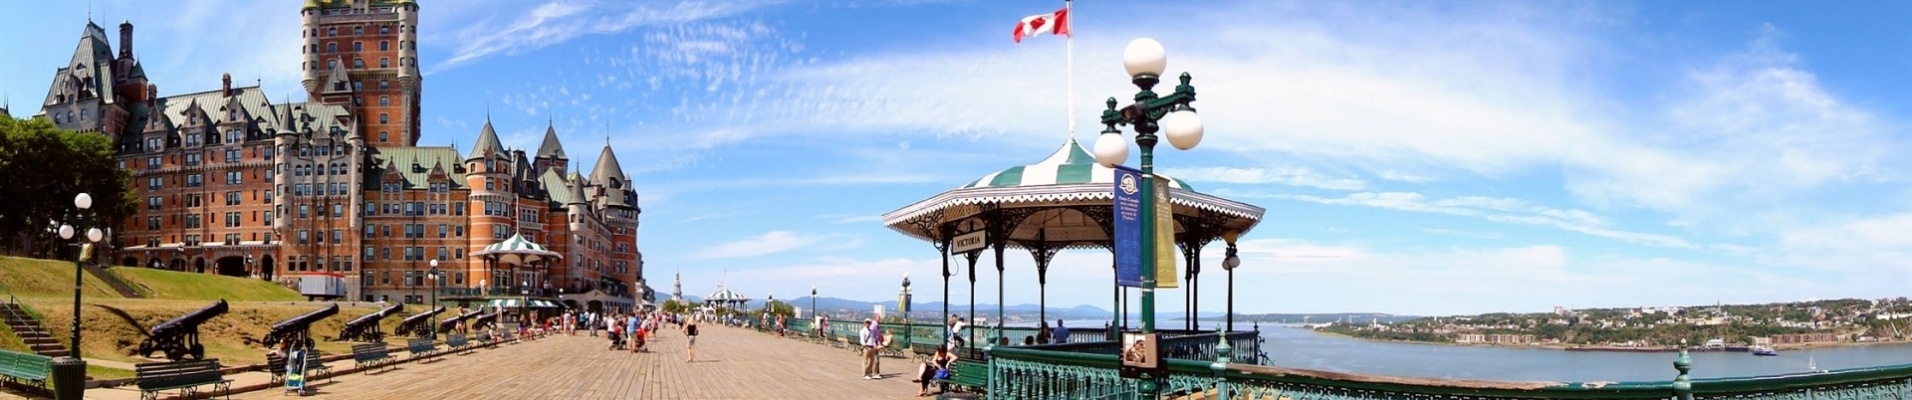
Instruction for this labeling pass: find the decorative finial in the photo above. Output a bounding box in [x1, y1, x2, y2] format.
[1673, 338, 1693, 400]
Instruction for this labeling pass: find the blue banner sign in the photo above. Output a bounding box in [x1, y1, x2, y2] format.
[1113, 165, 1144, 287]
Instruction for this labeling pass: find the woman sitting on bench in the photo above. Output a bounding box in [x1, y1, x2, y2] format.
[912, 345, 956, 396]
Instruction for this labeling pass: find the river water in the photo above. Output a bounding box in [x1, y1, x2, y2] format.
[1019, 320, 1912, 381]
[1256, 325, 1912, 381]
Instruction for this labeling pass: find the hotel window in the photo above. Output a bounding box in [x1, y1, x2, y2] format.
[379, 114, 388, 124]
[379, 79, 389, 89]
[379, 41, 389, 51]
[226, 171, 242, 185]
[298, 230, 309, 245]
[327, 27, 336, 37]
[146, 217, 160, 231]
[353, 42, 362, 52]
[379, 58, 389, 68]
[327, 43, 337, 53]
[147, 196, 162, 210]
[438, 224, 447, 238]
[378, 131, 389, 142]
[380, 248, 390, 260]
[353, 26, 363, 36]
[454, 226, 464, 237]
[353, 59, 364, 69]
[454, 249, 464, 260]
[225, 191, 241, 206]
[379, 96, 388, 106]
[380, 26, 390, 35]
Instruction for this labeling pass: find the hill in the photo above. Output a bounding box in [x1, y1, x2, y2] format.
[0, 256, 125, 299]
[109, 267, 302, 301]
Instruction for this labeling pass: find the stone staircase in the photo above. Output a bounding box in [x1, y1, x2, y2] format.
[1, 302, 67, 357]
[84, 264, 143, 298]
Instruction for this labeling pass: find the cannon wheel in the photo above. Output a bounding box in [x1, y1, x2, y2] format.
[190, 343, 205, 359]
[166, 348, 185, 361]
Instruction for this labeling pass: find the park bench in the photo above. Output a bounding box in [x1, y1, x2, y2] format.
[447, 333, 471, 354]
[0, 349, 51, 390]
[134, 359, 230, 400]
[476, 331, 495, 347]
[937, 359, 989, 396]
[351, 343, 395, 372]
[909, 342, 942, 363]
[296, 351, 333, 383]
[502, 330, 517, 343]
[407, 337, 436, 360]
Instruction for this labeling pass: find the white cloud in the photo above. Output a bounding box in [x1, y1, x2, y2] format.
[690, 231, 818, 260]
[428, 0, 778, 74]
[1160, 166, 1366, 191]
[1276, 191, 1694, 248]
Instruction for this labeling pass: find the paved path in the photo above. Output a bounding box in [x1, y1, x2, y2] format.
[93, 324, 928, 399]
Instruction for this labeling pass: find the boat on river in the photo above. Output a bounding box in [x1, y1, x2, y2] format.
[1752, 345, 1778, 356]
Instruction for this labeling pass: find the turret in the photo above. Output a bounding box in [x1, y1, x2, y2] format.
[396, 0, 419, 83]
[118, 20, 133, 59]
[300, 1, 321, 94]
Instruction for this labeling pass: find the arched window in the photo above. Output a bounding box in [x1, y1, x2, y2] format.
[353, 59, 364, 69]
[353, 26, 363, 36]
[327, 27, 336, 37]
[327, 43, 337, 53]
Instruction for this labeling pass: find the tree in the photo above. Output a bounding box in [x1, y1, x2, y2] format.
[0, 117, 133, 258]
[661, 299, 690, 314]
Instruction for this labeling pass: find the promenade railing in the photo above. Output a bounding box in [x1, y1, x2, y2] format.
[986, 334, 1912, 400]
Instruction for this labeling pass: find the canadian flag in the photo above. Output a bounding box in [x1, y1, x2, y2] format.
[1013, 8, 1070, 43]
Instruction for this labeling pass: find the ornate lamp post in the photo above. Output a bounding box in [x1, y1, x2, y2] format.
[428, 259, 441, 339]
[901, 273, 912, 348]
[1222, 231, 1241, 332]
[810, 286, 818, 325]
[520, 281, 530, 329]
[52, 193, 103, 400]
[1093, 37, 1205, 395]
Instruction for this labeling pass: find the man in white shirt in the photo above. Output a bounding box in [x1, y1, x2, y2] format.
[859, 319, 881, 379]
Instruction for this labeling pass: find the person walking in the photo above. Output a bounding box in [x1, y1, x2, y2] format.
[859, 319, 882, 379]
[684, 318, 700, 362]
[627, 313, 642, 353]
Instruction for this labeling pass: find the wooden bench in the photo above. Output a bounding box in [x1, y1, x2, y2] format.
[297, 351, 333, 383]
[134, 359, 230, 400]
[0, 349, 51, 389]
[909, 342, 943, 363]
[476, 331, 494, 346]
[447, 333, 470, 354]
[407, 337, 436, 360]
[938, 359, 989, 395]
[351, 343, 395, 372]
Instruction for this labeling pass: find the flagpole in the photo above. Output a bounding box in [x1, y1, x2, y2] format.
[1065, 0, 1076, 140]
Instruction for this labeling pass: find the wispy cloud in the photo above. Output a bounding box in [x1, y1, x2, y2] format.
[1274, 192, 1693, 248]
[428, 0, 779, 74]
[690, 230, 819, 260]
[1160, 166, 1366, 191]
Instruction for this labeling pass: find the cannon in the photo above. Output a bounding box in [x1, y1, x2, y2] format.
[262, 303, 339, 350]
[437, 309, 485, 333]
[470, 312, 503, 331]
[392, 307, 446, 337]
[137, 299, 228, 361]
[337, 303, 405, 343]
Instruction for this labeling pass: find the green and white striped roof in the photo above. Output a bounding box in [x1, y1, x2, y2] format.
[705, 287, 749, 303]
[960, 138, 1192, 190]
[471, 233, 562, 263]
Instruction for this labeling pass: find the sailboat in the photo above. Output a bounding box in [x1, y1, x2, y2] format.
[1808, 356, 1827, 373]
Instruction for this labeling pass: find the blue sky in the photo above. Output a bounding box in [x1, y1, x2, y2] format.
[2, 0, 1908, 316]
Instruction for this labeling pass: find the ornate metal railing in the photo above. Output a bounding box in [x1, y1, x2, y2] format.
[989, 336, 1912, 400]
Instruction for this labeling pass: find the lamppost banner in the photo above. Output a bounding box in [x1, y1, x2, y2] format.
[1153, 176, 1179, 288]
[1113, 166, 1144, 287]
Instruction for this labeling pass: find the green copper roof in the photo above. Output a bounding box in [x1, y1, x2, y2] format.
[961, 137, 1192, 191]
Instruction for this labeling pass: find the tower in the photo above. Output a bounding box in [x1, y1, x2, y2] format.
[301, 0, 420, 147]
[671, 270, 682, 302]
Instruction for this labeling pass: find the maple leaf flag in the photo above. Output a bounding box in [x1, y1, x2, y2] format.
[1013, 8, 1070, 43]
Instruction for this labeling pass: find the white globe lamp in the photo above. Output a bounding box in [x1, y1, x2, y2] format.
[74, 193, 92, 210]
[58, 225, 74, 240]
[1162, 109, 1205, 150]
[86, 228, 103, 243]
[1123, 38, 1168, 79]
[1093, 132, 1130, 167]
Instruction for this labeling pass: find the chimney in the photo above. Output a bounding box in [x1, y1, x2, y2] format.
[118, 20, 133, 59]
[221, 73, 232, 97]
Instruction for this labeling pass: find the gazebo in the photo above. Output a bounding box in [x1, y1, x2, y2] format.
[882, 137, 1264, 341]
[471, 233, 562, 292]
[704, 286, 750, 311]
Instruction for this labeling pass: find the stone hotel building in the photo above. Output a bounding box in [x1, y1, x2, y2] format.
[32, 0, 648, 307]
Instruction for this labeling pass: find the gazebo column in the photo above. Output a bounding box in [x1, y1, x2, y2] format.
[1182, 242, 1204, 331]
[963, 250, 980, 347]
[1025, 229, 1059, 335]
[939, 236, 951, 344]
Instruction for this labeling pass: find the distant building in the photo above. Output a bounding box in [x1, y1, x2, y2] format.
[1771, 333, 1844, 344]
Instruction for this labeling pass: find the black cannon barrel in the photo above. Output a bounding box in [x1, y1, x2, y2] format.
[346, 303, 404, 327]
[271, 303, 340, 332]
[149, 299, 229, 337]
[438, 309, 484, 332]
[393, 307, 446, 337]
[471, 311, 502, 330]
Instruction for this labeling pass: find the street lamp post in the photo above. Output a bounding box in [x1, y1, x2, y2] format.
[428, 259, 441, 339]
[1222, 231, 1241, 332]
[52, 193, 103, 400]
[901, 273, 912, 349]
[521, 281, 530, 330]
[1094, 37, 1205, 396]
[810, 286, 818, 332]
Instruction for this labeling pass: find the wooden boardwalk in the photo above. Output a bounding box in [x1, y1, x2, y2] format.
[200, 324, 929, 399]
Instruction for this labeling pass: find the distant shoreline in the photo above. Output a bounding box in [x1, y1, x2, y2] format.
[1306, 329, 1912, 352]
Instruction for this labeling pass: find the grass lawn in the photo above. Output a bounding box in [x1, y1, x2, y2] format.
[25, 298, 408, 365]
[87, 364, 134, 380]
[108, 268, 302, 301]
[0, 257, 124, 299]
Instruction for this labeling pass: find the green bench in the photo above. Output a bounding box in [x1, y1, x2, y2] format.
[135, 359, 230, 400]
[350, 343, 395, 372]
[934, 359, 988, 396]
[447, 333, 471, 354]
[407, 337, 436, 360]
[0, 349, 51, 389]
